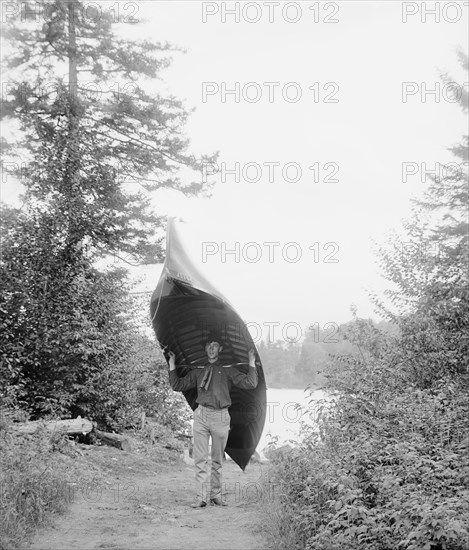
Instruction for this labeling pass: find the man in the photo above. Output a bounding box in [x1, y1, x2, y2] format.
[168, 333, 258, 508]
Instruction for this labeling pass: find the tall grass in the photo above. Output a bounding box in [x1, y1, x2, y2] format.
[0, 414, 100, 550]
[258, 483, 298, 550]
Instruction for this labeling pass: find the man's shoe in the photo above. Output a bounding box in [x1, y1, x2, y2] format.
[191, 499, 207, 508]
[210, 497, 227, 506]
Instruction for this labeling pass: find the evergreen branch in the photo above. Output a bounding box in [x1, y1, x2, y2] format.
[97, 119, 185, 165]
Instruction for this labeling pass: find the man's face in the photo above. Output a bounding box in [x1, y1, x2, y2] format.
[205, 341, 222, 361]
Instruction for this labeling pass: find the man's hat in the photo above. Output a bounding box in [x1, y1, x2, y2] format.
[204, 330, 224, 346]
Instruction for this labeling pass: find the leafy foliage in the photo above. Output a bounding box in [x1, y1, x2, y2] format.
[264, 319, 469, 550]
[262, 53, 469, 550]
[0, 418, 103, 550]
[0, 205, 188, 431]
[0, 1, 208, 428]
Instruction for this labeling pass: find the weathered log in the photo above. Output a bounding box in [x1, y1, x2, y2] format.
[94, 429, 132, 452]
[12, 416, 93, 435]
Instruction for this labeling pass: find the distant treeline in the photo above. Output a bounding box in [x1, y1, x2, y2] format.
[258, 320, 397, 390]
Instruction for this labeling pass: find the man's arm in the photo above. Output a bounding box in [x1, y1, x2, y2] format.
[229, 349, 258, 389]
[168, 351, 198, 392]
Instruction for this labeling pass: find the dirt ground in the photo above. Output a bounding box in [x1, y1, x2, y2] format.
[28, 444, 269, 550]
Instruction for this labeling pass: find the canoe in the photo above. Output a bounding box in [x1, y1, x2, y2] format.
[150, 219, 267, 470]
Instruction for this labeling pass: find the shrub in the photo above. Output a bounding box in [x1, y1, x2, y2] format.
[0, 414, 102, 550]
[261, 322, 469, 550]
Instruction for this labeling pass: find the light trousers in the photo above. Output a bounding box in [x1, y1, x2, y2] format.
[192, 405, 230, 501]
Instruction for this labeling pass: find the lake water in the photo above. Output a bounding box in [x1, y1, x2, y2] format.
[257, 387, 326, 454]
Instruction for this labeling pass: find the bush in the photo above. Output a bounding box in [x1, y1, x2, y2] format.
[261, 320, 469, 550]
[79, 329, 191, 434]
[0, 413, 102, 550]
[0, 208, 189, 434]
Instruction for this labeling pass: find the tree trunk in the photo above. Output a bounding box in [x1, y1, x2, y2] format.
[94, 429, 132, 452]
[12, 418, 132, 452]
[66, 0, 82, 253]
[12, 417, 93, 435]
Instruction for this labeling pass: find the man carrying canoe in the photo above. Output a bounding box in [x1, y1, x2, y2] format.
[168, 332, 258, 508]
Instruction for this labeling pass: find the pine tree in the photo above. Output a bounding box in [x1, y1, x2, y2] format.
[372, 51, 468, 387]
[1, 0, 216, 260]
[0, 1, 215, 416]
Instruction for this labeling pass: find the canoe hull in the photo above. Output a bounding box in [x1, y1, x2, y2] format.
[150, 221, 267, 471]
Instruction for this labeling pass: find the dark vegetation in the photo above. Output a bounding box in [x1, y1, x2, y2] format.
[1, 0, 215, 422]
[261, 52, 469, 550]
[0, 421, 101, 550]
[0, 2, 211, 547]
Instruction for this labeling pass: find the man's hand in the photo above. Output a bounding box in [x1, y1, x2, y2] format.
[248, 348, 256, 368]
[168, 350, 176, 371]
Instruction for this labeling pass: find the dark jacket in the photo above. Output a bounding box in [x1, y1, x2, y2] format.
[169, 360, 258, 409]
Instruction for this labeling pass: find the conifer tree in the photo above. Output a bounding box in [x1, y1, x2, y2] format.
[373, 52, 468, 386]
[2, 0, 215, 260]
[0, 1, 215, 416]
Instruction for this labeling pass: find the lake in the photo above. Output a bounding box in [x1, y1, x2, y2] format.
[257, 387, 326, 454]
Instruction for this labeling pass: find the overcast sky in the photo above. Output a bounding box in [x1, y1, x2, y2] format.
[134, 1, 468, 336]
[2, 1, 468, 340]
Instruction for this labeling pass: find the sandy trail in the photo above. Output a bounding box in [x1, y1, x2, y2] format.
[28, 445, 269, 550]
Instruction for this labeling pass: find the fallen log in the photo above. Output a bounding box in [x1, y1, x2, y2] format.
[12, 417, 132, 452]
[12, 416, 93, 436]
[94, 429, 132, 452]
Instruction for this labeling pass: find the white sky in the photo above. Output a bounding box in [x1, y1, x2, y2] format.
[2, 1, 468, 340]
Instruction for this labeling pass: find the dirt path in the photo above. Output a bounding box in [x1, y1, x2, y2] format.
[28, 445, 269, 550]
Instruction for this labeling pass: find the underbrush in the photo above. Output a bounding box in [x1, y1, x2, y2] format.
[0, 408, 188, 550]
[0, 414, 102, 550]
[260, 380, 469, 550]
[122, 417, 187, 463]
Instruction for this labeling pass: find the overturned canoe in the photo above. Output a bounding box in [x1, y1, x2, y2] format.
[150, 219, 267, 470]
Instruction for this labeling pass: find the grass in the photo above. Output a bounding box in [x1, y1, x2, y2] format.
[256, 449, 299, 550]
[0, 415, 102, 550]
[0, 411, 185, 550]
